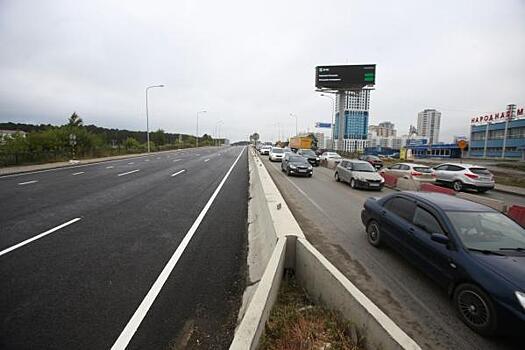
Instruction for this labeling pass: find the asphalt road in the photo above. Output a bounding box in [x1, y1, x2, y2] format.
[261, 155, 523, 350]
[0, 146, 248, 349]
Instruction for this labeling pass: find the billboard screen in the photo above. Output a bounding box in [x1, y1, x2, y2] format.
[315, 122, 332, 128]
[315, 64, 375, 90]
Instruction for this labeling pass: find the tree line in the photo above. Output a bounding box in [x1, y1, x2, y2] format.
[0, 113, 223, 166]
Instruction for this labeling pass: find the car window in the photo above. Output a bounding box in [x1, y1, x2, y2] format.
[384, 197, 416, 222]
[447, 165, 464, 171]
[340, 160, 347, 167]
[470, 167, 491, 175]
[390, 164, 401, 170]
[413, 167, 433, 173]
[413, 207, 443, 234]
[400, 164, 410, 171]
[434, 165, 448, 171]
[352, 162, 375, 172]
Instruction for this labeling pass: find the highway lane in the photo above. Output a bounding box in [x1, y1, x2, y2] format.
[0, 146, 247, 349]
[260, 155, 523, 350]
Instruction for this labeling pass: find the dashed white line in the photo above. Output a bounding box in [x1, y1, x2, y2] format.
[117, 169, 140, 177]
[110, 147, 245, 350]
[145, 159, 150, 162]
[18, 180, 38, 186]
[195, 154, 200, 156]
[0, 218, 82, 257]
[156, 157, 161, 160]
[171, 169, 186, 177]
[72, 172, 85, 176]
[173, 159, 181, 162]
[204, 159, 210, 162]
[106, 166, 114, 169]
[128, 162, 135, 165]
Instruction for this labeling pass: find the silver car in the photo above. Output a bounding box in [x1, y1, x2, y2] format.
[433, 163, 495, 192]
[334, 159, 384, 190]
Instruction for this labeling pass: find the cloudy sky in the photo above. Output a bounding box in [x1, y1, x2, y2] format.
[1, 0, 524, 142]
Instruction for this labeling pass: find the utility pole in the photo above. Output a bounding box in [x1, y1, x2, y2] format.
[145, 84, 164, 153]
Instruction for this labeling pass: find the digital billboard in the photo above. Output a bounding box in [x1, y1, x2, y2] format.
[315, 64, 376, 90]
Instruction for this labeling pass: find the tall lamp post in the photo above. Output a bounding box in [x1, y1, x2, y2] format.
[320, 93, 335, 150]
[145, 84, 165, 153]
[290, 113, 298, 136]
[196, 110, 207, 147]
[215, 120, 223, 146]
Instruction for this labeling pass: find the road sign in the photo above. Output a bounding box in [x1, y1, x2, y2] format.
[315, 64, 376, 90]
[315, 122, 332, 128]
[457, 140, 468, 150]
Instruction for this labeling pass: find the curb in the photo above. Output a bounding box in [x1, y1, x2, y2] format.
[230, 148, 421, 350]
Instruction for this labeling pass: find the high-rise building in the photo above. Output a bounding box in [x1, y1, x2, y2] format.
[369, 121, 396, 137]
[417, 109, 441, 144]
[334, 89, 371, 152]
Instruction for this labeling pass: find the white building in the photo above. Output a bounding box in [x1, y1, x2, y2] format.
[417, 109, 441, 144]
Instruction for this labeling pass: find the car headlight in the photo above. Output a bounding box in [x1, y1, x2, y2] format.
[316, 157, 320, 161]
[380, 178, 385, 183]
[308, 165, 313, 170]
[516, 291, 525, 311]
[289, 164, 297, 169]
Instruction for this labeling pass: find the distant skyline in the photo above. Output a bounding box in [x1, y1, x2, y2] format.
[1, 0, 524, 142]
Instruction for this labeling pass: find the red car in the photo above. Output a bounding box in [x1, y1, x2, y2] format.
[360, 155, 383, 169]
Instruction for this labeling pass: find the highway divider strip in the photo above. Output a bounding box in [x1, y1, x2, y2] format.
[230, 149, 421, 350]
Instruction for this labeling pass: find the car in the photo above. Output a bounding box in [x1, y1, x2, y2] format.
[433, 163, 495, 192]
[281, 152, 313, 177]
[297, 148, 320, 166]
[359, 155, 384, 169]
[319, 151, 342, 161]
[334, 159, 384, 190]
[259, 145, 272, 155]
[361, 191, 525, 336]
[380, 163, 436, 183]
[269, 147, 285, 162]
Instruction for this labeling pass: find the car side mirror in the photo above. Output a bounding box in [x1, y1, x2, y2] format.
[431, 233, 449, 245]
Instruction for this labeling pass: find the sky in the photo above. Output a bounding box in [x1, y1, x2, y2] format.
[1, 0, 524, 143]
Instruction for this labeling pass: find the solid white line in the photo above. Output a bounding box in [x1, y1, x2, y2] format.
[171, 169, 186, 177]
[0, 218, 81, 257]
[106, 166, 114, 169]
[110, 147, 245, 350]
[117, 169, 140, 177]
[204, 158, 210, 162]
[18, 180, 38, 185]
[72, 172, 85, 176]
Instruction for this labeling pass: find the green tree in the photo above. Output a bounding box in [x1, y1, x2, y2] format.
[68, 112, 83, 127]
[151, 129, 166, 146]
[124, 137, 141, 150]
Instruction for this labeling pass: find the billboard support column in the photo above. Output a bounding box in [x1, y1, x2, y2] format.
[337, 90, 345, 151]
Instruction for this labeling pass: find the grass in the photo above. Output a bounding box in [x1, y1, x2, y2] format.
[494, 162, 525, 172]
[259, 274, 363, 350]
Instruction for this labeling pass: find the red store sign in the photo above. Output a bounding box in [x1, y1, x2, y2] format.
[471, 107, 524, 125]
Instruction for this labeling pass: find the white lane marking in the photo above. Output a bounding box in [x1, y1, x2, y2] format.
[204, 158, 210, 162]
[173, 159, 181, 162]
[18, 180, 38, 186]
[156, 157, 161, 160]
[110, 147, 245, 350]
[195, 154, 200, 156]
[106, 166, 114, 169]
[145, 159, 150, 162]
[128, 162, 135, 165]
[0, 218, 82, 257]
[72, 172, 85, 176]
[117, 169, 140, 177]
[171, 169, 186, 177]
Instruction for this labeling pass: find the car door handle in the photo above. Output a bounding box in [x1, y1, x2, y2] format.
[381, 210, 387, 216]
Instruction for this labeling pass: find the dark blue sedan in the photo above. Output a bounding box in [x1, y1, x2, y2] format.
[361, 191, 525, 336]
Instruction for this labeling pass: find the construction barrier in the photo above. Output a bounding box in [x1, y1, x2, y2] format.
[419, 183, 456, 196]
[380, 173, 398, 188]
[507, 205, 525, 227]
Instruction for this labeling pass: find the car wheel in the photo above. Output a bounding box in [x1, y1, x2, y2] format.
[453, 283, 498, 336]
[453, 180, 463, 192]
[308, 173, 312, 177]
[366, 220, 382, 247]
[335, 172, 340, 182]
[350, 178, 356, 189]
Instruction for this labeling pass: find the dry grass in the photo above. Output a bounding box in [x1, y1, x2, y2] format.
[259, 274, 363, 350]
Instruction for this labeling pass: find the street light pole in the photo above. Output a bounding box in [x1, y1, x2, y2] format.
[145, 84, 165, 153]
[196, 110, 207, 148]
[215, 120, 223, 146]
[290, 113, 298, 136]
[320, 93, 335, 150]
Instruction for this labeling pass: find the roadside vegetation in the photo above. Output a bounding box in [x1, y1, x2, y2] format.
[0, 113, 222, 167]
[260, 275, 363, 350]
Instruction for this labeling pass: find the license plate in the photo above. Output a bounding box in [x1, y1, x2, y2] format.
[369, 183, 379, 187]
[298, 169, 306, 172]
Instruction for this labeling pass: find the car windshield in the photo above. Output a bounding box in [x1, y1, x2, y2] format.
[447, 211, 525, 251]
[368, 156, 380, 160]
[413, 167, 432, 173]
[351, 162, 375, 172]
[470, 167, 491, 175]
[272, 148, 283, 153]
[289, 156, 308, 163]
[301, 150, 316, 156]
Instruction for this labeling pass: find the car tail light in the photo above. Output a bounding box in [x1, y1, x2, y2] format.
[464, 173, 479, 179]
[431, 171, 436, 177]
[410, 171, 422, 176]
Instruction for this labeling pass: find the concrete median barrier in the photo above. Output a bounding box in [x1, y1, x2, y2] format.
[457, 192, 507, 212]
[231, 147, 421, 350]
[419, 183, 456, 195]
[508, 205, 525, 227]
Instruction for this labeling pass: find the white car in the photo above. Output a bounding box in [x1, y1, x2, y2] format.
[319, 152, 342, 161]
[269, 147, 285, 161]
[259, 145, 272, 155]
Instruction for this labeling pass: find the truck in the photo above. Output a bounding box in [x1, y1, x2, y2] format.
[289, 134, 318, 151]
